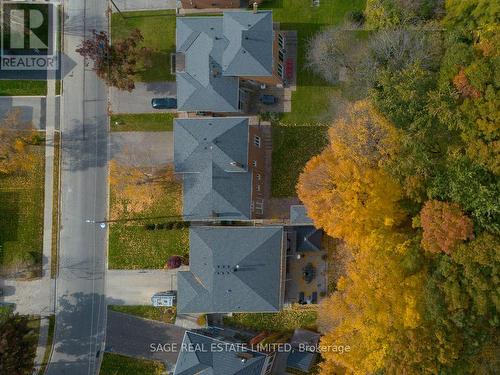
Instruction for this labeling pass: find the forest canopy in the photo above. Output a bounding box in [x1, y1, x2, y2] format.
[299, 1, 499, 373]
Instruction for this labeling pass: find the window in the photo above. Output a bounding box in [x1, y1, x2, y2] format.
[252, 160, 257, 167]
[277, 63, 284, 78]
[257, 184, 261, 192]
[253, 135, 261, 148]
[278, 33, 285, 50]
[256, 173, 261, 181]
[278, 49, 285, 62]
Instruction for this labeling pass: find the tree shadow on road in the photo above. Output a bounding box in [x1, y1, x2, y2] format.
[60, 117, 109, 173]
[47, 292, 124, 373]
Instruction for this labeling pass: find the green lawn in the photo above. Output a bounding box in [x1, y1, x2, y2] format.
[272, 125, 329, 197]
[0, 305, 13, 324]
[108, 166, 189, 269]
[261, 0, 365, 125]
[223, 308, 318, 333]
[100, 353, 165, 375]
[111, 10, 176, 82]
[260, 1, 366, 196]
[110, 113, 175, 132]
[0, 80, 47, 96]
[0, 145, 45, 278]
[108, 305, 176, 324]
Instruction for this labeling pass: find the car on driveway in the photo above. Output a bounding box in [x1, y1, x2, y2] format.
[151, 291, 177, 307]
[259, 94, 278, 105]
[151, 97, 177, 109]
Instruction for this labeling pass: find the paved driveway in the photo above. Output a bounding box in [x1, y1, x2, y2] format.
[111, 0, 177, 12]
[110, 82, 176, 114]
[106, 310, 186, 366]
[110, 131, 173, 167]
[0, 279, 52, 316]
[0, 96, 60, 129]
[106, 268, 187, 305]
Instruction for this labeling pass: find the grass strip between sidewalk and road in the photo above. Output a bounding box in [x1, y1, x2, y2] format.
[38, 315, 55, 375]
[51, 132, 61, 278]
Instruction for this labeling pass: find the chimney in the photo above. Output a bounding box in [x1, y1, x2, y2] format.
[253, 2, 258, 13]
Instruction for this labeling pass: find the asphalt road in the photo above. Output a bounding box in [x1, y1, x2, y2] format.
[106, 310, 186, 366]
[46, 0, 109, 374]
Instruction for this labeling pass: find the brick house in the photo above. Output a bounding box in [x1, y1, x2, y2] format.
[174, 328, 276, 375]
[174, 10, 285, 113]
[174, 117, 266, 220]
[177, 226, 286, 313]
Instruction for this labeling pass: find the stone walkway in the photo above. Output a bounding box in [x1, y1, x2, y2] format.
[174, 313, 201, 329]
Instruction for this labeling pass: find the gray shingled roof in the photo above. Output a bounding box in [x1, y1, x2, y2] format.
[174, 331, 267, 375]
[176, 11, 273, 112]
[176, 16, 240, 112]
[222, 11, 273, 76]
[295, 226, 323, 252]
[177, 226, 284, 313]
[174, 117, 252, 220]
[287, 329, 321, 372]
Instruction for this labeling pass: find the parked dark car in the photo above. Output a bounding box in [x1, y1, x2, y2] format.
[259, 94, 278, 105]
[151, 97, 177, 109]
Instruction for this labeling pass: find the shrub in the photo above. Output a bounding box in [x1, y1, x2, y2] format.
[166, 255, 182, 269]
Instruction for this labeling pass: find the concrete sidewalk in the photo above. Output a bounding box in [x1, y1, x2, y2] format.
[106, 268, 187, 305]
[0, 96, 60, 130]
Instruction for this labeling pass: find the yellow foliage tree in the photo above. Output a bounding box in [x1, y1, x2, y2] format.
[318, 231, 425, 375]
[297, 100, 406, 247]
[0, 109, 37, 175]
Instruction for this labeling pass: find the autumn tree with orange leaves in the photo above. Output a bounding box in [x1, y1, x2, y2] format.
[420, 200, 474, 254]
[297, 100, 406, 247]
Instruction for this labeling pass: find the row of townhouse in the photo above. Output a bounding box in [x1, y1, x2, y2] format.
[170, 8, 322, 375]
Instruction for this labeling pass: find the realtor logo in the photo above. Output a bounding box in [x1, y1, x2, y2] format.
[1, 0, 58, 70]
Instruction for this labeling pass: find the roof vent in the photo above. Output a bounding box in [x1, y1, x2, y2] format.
[230, 161, 244, 168]
[237, 352, 254, 362]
